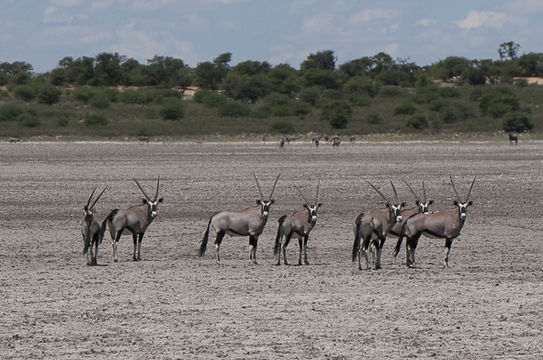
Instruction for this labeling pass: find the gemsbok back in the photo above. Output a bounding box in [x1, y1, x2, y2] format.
[274, 180, 322, 265]
[200, 173, 280, 264]
[81, 186, 107, 265]
[101, 178, 163, 262]
[397, 176, 476, 267]
[352, 181, 406, 270]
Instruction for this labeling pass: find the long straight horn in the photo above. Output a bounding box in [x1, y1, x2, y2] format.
[315, 179, 320, 205]
[269, 174, 280, 200]
[402, 179, 419, 201]
[465, 176, 476, 202]
[450, 175, 461, 201]
[86, 187, 97, 209]
[294, 185, 310, 205]
[253, 172, 264, 200]
[368, 181, 390, 204]
[134, 178, 152, 201]
[422, 181, 427, 202]
[89, 186, 107, 210]
[390, 180, 399, 203]
[154, 177, 160, 201]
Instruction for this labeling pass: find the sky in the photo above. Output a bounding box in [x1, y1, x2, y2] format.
[2, 0, 543, 73]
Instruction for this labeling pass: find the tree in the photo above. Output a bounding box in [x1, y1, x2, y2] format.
[321, 100, 352, 128]
[194, 53, 232, 90]
[145, 55, 186, 86]
[301, 50, 336, 71]
[498, 41, 520, 61]
[268, 64, 300, 96]
[94, 52, 123, 86]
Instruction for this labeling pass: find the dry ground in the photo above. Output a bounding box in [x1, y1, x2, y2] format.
[0, 140, 542, 359]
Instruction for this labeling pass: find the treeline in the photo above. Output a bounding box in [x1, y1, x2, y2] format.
[0, 41, 541, 136]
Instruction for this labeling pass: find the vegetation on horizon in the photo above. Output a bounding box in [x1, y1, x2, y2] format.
[0, 41, 541, 138]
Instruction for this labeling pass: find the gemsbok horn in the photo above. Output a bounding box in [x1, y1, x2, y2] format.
[100, 178, 163, 262]
[352, 181, 406, 270]
[200, 173, 280, 264]
[274, 180, 322, 265]
[398, 176, 476, 267]
[81, 186, 107, 265]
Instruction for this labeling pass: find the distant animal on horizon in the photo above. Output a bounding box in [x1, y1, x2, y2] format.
[8, 137, 20, 143]
[508, 133, 518, 145]
[137, 135, 150, 144]
[332, 136, 341, 147]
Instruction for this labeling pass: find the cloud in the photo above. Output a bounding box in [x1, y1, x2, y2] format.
[454, 10, 508, 30]
[43, 6, 73, 24]
[49, 0, 83, 6]
[347, 8, 396, 25]
[301, 13, 335, 33]
[416, 18, 437, 27]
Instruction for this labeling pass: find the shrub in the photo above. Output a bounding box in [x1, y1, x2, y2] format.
[393, 102, 417, 115]
[0, 104, 24, 122]
[503, 113, 533, 132]
[264, 92, 296, 116]
[193, 90, 227, 108]
[367, 113, 382, 124]
[38, 85, 61, 105]
[218, 102, 250, 117]
[160, 99, 184, 120]
[479, 88, 519, 118]
[19, 113, 40, 128]
[438, 87, 461, 98]
[13, 85, 37, 101]
[89, 93, 110, 109]
[321, 100, 352, 129]
[72, 87, 95, 104]
[380, 86, 403, 97]
[85, 115, 109, 126]
[405, 114, 428, 129]
[298, 87, 320, 106]
[292, 101, 311, 116]
[118, 90, 148, 104]
[348, 94, 371, 107]
[57, 118, 69, 127]
[428, 99, 447, 112]
[270, 119, 295, 133]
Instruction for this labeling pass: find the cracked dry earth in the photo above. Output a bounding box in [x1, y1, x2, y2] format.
[0, 140, 542, 359]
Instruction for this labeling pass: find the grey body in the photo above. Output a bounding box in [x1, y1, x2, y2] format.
[200, 174, 279, 264]
[274, 182, 322, 265]
[397, 177, 475, 267]
[101, 178, 163, 262]
[81, 187, 107, 265]
[352, 181, 405, 270]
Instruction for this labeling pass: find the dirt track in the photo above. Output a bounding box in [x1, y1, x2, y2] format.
[0, 140, 542, 359]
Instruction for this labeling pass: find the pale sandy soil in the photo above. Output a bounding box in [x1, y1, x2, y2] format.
[0, 140, 541, 359]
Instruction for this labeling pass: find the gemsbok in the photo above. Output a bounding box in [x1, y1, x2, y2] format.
[352, 181, 406, 270]
[200, 173, 280, 264]
[81, 186, 107, 265]
[389, 179, 434, 239]
[101, 178, 163, 262]
[397, 176, 476, 267]
[274, 180, 322, 265]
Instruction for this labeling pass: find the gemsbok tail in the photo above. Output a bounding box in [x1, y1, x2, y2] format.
[274, 215, 287, 255]
[392, 221, 407, 258]
[200, 215, 214, 257]
[100, 209, 118, 243]
[352, 213, 364, 262]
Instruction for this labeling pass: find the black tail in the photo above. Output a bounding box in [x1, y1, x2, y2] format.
[83, 236, 90, 255]
[274, 215, 287, 255]
[392, 220, 408, 258]
[100, 209, 118, 243]
[352, 213, 363, 262]
[200, 215, 213, 257]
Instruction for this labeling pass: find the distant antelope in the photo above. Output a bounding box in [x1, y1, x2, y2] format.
[349, 135, 356, 142]
[285, 135, 296, 143]
[279, 137, 285, 148]
[8, 137, 20, 143]
[81, 186, 107, 265]
[101, 178, 163, 262]
[200, 173, 280, 264]
[312, 136, 320, 147]
[274, 180, 322, 265]
[389, 179, 434, 239]
[352, 181, 406, 270]
[332, 136, 341, 147]
[137, 135, 150, 144]
[508, 133, 518, 145]
[398, 176, 476, 267]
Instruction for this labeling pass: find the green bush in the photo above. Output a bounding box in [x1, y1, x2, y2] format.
[429, 99, 447, 112]
[193, 90, 227, 108]
[367, 113, 382, 124]
[298, 87, 320, 106]
[321, 100, 352, 129]
[0, 104, 25, 122]
[438, 87, 461, 98]
[380, 86, 403, 97]
[479, 88, 519, 118]
[19, 113, 40, 127]
[503, 113, 533, 132]
[405, 114, 428, 129]
[13, 85, 37, 101]
[89, 93, 110, 109]
[394, 102, 417, 115]
[57, 118, 69, 127]
[218, 102, 250, 117]
[270, 119, 295, 133]
[118, 90, 148, 104]
[292, 101, 311, 116]
[85, 115, 109, 126]
[160, 99, 184, 120]
[348, 93, 371, 107]
[38, 85, 61, 105]
[72, 87, 95, 104]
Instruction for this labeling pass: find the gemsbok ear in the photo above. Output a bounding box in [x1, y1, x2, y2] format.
[385, 203, 390, 208]
[401, 202, 407, 207]
[428, 200, 434, 205]
[158, 198, 164, 203]
[256, 199, 261, 205]
[84, 205, 88, 211]
[317, 203, 323, 208]
[303, 203, 309, 209]
[453, 200, 459, 206]
[142, 198, 148, 204]
[270, 199, 275, 204]
[467, 200, 473, 206]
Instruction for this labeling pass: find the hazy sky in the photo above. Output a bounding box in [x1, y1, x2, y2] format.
[2, 0, 542, 73]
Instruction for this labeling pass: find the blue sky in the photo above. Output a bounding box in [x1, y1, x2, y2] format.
[2, 0, 543, 73]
